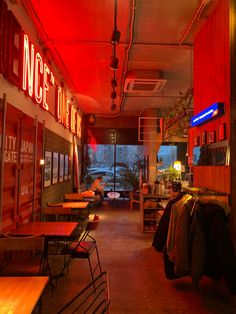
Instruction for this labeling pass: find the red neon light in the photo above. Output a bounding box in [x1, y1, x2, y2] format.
[76, 113, 81, 139]
[65, 97, 70, 128]
[22, 34, 34, 97]
[34, 52, 43, 104]
[22, 33, 54, 111]
[43, 63, 50, 111]
[57, 86, 63, 123]
[70, 106, 76, 133]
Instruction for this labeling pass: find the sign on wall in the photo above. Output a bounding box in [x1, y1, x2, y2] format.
[0, 0, 82, 139]
[44, 150, 52, 187]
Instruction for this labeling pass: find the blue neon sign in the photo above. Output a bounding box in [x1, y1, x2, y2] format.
[190, 102, 224, 127]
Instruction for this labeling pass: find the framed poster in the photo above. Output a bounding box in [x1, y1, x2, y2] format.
[201, 131, 206, 145]
[59, 154, 64, 182]
[68, 155, 72, 179]
[64, 154, 69, 180]
[219, 123, 226, 141]
[52, 152, 59, 184]
[194, 136, 199, 146]
[44, 151, 52, 187]
[208, 131, 215, 143]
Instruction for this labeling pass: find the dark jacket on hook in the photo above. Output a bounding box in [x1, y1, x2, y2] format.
[152, 192, 184, 252]
[198, 203, 236, 294]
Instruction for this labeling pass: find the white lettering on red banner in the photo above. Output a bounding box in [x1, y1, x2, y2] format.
[0, 134, 17, 163]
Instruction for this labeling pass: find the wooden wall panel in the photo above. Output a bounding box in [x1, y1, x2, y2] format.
[0, 103, 43, 232]
[190, 0, 230, 194]
[193, 166, 230, 194]
[1, 104, 20, 231]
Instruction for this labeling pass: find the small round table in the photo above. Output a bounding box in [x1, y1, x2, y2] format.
[107, 191, 120, 199]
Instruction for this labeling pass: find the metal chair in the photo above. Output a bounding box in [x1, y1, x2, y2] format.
[59, 216, 102, 283]
[43, 207, 72, 221]
[57, 271, 110, 314]
[64, 193, 84, 201]
[130, 191, 141, 210]
[47, 202, 63, 207]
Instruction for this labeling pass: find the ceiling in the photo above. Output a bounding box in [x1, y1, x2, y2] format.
[21, 0, 219, 117]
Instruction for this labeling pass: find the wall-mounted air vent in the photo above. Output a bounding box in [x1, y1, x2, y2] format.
[124, 70, 167, 93]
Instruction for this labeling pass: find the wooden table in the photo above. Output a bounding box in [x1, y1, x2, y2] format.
[64, 193, 84, 201]
[11, 221, 79, 239]
[0, 276, 49, 313]
[63, 202, 90, 221]
[10, 222, 80, 280]
[62, 201, 89, 209]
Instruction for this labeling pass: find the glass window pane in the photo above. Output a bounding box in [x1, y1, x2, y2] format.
[84, 144, 144, 191]
[157, 145, 177, 170]
[85, 144, 115, 191]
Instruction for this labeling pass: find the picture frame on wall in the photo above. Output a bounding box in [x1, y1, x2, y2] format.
[44, 151, 52, 187]
[194, 136, 199, 146]
[208, 131, 215, 143]
[52, 152, 59, 184]
[64, 154, 69, 180]
[59, 154, 64, 183]
[68, 155, 72, 179]
[219, 123, 226, 141]
[201, 130, 206, 145]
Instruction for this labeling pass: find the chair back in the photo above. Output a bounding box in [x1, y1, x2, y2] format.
[43, 207, 72, 221]
[64, 193, 84, 201]
[0, 235, 44, 251]
[57, 271, 110, 314]
[0, 234, 45, 275]
[47, 202, 63, 207]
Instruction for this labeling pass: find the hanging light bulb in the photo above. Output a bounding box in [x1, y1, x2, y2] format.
[111, 78, 118, 88]
[88, 114, 95, 124]
[111, 90, 117, 99]
[111, 101, 117, 111]
[110, 56, 119, 70]
[111, 29, 121, 45]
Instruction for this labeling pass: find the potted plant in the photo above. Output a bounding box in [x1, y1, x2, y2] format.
[112, 159, 144, 191]
[157, 165, 180, 186]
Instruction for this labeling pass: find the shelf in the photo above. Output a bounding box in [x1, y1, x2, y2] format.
[140, 192, 169, 233]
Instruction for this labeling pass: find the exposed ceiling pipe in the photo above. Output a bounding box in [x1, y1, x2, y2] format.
[118, 0, 136, 115]
[179, 0, 211, 45]
[101, 0, 136, 118]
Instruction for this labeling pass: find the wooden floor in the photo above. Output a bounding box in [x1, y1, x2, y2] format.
[42, 199, 236, 313]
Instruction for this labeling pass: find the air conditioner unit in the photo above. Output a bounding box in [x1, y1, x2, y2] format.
[124, 70, 167, 93]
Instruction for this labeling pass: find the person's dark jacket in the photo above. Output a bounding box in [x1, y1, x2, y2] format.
[152, 192, 184, 252]
[198, 203, 236, 294]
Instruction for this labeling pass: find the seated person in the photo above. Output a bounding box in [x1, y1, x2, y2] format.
[90, 176, 107, 205]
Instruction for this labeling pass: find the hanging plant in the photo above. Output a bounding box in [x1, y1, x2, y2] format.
[163, 88, 193, 142]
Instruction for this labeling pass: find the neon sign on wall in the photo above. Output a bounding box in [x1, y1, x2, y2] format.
[190, 102, 224, 127]
[22, 34, 55, 111]
[0, 0, 81, 138]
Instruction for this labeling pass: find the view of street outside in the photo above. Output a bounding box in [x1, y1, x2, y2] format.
[85, 144, 177, 191]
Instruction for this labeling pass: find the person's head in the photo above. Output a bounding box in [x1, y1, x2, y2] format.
[97, 176, 103, 182]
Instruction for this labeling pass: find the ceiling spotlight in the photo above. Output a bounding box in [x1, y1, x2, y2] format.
[110, 56, 119, 70]
[111, 29, 121, 45]
[111, 101, 117, 111]
[111, 90, 117, 99]
[88, 114, 95, 124]
[111, 78, 118, 88]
